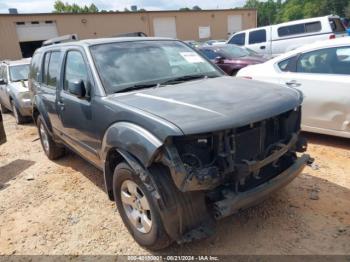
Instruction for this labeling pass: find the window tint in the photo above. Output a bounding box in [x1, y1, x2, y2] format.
[42, 52, 50, 85]
[305, 22, 321, 33]
[278, 58, 292, 72]
[278, 24, 305, 37]
[249, 29, 266, 44]
[329, 18, 346, 33]
[228, 33, 245, 46]
[47, 52, 61, 88]
[297, 47, 350, 75]
[30, 52, 41, 81]
[64, 51, 88, 91]
[201, 49, 218, 60]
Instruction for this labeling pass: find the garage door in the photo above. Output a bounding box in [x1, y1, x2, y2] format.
[16, 21, 59, 42]
[153, 17, 177, 38]
[227, 15, 242, 36]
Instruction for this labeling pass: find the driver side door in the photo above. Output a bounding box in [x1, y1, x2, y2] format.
[56, 49, 101, 166]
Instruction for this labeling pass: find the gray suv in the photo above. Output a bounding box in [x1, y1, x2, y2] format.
[29, 37, 310, 250]
[0, 59, 32, 124]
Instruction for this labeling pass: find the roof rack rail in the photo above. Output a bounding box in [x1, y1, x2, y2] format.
[42, 34, 79, 46]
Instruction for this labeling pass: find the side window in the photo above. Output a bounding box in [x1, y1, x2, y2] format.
[29, 52, 41, 81]
[228, 33, 245, 46]
[0, 66, 4, 80]
[278, 24, 305, 37]
[47, 51, 61, 88]
[297, 48, 334, 74]
[249, 29, 266, 44]
[42, 52, 50, 85]
[305, 22, 321, 33]
[64, 51, 88, 91]
[3, 66, 8, 82]
[201, 49, 218, 60]
[278, 58, 292, 72]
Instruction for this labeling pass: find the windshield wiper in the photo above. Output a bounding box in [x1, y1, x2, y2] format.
[160, 74, 210, 85]
[115, 83, 158, 93]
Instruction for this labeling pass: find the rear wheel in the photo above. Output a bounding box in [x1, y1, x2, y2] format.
[113, 162, 171, 250]
[37, 116, 65, 160]
[12, 102, 27, 124]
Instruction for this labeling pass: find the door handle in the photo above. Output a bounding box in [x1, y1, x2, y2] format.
[57, 101, 65, 111]
[285, 80, 301, 87]
[260, 46, 266, 50]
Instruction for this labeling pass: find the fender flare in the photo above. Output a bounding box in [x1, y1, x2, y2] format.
[32, 95, 54, 134]
[101, 122, 164, 199]
[101, 121, 163, 168]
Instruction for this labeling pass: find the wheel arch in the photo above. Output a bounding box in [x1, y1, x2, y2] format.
[101, 122, 164, 200]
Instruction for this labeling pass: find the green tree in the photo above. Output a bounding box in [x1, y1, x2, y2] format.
[53, 0, 99, 13]
[192, 5, 202, 10]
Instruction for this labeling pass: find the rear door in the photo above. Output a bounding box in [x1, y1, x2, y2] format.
[247, 28, 270, 55]
[278, 46, 350, 134]
[56, 48, 100, 166]
[40, 50, 63, 129]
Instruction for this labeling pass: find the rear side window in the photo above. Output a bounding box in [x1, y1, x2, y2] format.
[29, 52, 41, 81]
[47, 52, 61, 88]
[278, 24, 305, 37]
[249, 29, 266, 44]
[42, 52, 50, 85]
[228, 33, 245, 46]
[305, 22, 322, 33]
[278, 58, 292, 72]
[329, 18, 346, 33]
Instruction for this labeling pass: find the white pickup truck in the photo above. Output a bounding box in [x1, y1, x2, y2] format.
[227, 15, 348, 57]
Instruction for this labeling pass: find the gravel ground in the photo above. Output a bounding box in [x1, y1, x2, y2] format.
[0, 113, 349, 255]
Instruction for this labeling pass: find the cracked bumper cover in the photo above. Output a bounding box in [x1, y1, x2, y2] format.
[213, 153, 310, 219]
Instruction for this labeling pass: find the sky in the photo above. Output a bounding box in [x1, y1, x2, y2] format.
[0, 0, 247, 13]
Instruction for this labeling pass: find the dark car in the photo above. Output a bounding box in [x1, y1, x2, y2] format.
[0, 110, 6, 145]
[199, 44, 267, 75]
[29, 37, 309, 250]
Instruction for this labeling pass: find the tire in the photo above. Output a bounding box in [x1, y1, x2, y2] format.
[12, 102, 27, 124]
[0, 103, 10, 113]
[231, 70, 238, 76]
[37, 116, 65, 160]
[113, 162, 172, 250]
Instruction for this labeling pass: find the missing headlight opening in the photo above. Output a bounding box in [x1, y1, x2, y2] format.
[161, 107, 307, 217]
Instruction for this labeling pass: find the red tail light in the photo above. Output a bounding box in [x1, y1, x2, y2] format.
[329, 34, 336, 39]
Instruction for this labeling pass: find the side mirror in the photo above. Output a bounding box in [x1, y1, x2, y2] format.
[0, 78, 6, 85]
[67, 80, 86, 98]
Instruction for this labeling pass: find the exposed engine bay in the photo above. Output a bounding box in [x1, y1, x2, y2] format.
[162, 107, 307, 194]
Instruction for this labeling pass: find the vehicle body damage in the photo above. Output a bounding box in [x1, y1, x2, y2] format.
[30, 38, 310, 249]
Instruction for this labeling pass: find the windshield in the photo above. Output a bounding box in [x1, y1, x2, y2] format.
[9, 64, 30, 82]
[90, 40, 222, 94]
[219, 45, 251, 59]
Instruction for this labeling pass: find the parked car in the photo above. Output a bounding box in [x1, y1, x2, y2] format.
[204, 39, 226, 46]
[0, 59, 32, 124]
[237, 37, 350, 139]
[199, 44, 267, 75]
[29, 37, 309, 250]
[0, 110, 6, 145]
[184, 40, 202, 49]
[228, 15, 347, 57]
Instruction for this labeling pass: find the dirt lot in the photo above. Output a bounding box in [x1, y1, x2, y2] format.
[0, 113, 349, 255]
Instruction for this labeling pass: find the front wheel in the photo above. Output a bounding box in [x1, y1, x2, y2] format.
[37, 116, 65, 160]
[113, 162, 171, 250]
[12, 102, 27, 124]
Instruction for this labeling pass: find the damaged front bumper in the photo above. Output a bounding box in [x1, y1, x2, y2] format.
[213, 154, 310, 219]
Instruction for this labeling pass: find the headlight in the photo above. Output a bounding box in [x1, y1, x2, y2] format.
[18, 91, 31, 103]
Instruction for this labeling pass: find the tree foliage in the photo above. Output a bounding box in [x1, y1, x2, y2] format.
[53, 1, 99, 13]
[244, 0, 350, 26]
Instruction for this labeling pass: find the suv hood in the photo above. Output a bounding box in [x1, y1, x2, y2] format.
[111, 76, 302, 135]
[9, 81, 29, 92]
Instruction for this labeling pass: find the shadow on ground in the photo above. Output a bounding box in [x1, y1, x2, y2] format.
[0, 159, 35, 188]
